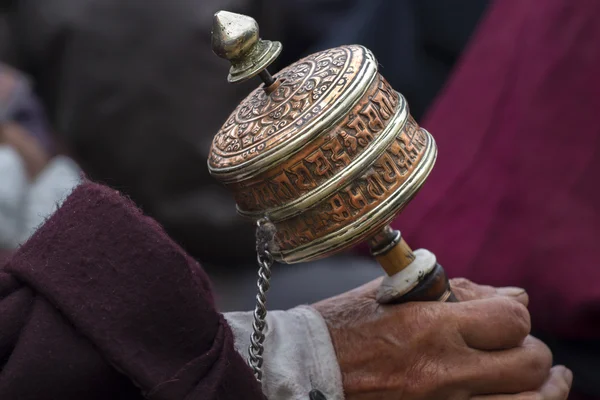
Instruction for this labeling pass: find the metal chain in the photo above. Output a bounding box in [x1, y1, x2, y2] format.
[248, 218, 275, 383]
[249, 219, 324, 399]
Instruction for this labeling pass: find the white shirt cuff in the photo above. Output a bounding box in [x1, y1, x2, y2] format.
[0, 146, 28, 248]
[21, 156, 81, 243]
[0, 149, 81, 248]
[225, 305, 344, 399]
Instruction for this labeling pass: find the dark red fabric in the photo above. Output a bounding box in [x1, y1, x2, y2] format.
[0, 250, 11, 266]
[0, 181, 263, 399]
[380, 0, 600, 339]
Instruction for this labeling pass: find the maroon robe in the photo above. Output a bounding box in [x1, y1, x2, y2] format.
[389, 0, 600, 339]
[356, 0, 600, 399]
[369, 1, 600, 397]
[0, 182, 263, 399]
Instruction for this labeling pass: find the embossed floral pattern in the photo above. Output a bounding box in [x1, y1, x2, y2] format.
[210, 46, 366, 169]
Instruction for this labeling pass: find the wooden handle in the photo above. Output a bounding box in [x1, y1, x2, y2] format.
[369, 227, 456, 303]
[390, 263, 457, 304]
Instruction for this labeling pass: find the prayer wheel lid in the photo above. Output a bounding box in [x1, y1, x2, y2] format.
[209, 11, 378, 182]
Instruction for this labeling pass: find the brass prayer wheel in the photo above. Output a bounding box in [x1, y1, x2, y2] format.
[209, 11, 454, 304]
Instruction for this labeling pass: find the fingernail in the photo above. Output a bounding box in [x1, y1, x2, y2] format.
[496, 287, 526, 296]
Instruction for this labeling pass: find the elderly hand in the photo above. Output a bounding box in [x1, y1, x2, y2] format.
[314, 278, 572, 400]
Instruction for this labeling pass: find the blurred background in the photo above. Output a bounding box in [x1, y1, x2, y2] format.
[0, 0, 598, 398]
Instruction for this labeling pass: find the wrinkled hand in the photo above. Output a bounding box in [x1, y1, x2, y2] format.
[313, 278, 572, 400]
[0, 122, 50, 179]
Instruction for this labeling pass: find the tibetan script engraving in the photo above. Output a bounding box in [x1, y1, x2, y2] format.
[231, 75, 401, 212]
[274, 118, 428, 251]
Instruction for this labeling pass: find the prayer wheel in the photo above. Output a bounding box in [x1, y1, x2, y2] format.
[208, 11, 455, 304]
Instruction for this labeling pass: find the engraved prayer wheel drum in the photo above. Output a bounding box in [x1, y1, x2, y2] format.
[208, 44, 437, 264]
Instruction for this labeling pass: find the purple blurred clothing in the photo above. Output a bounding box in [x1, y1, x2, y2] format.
[0, 182, 263, 399]
[0, 250, 10, 266]
[387, 0, 600, 339]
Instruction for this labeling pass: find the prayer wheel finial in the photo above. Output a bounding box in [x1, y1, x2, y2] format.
[211, 11, 282, 84]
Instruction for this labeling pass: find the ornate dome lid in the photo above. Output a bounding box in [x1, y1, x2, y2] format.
[208, 44, 378, 182]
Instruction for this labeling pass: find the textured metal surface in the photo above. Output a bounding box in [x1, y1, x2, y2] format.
[209, 45, 377, 177]
[230, 75, 405, 220]
[208, 15, 437, 265]
[248, 218, 275, 383]
[211, 11, 282, 84]
[274, 129, 436, 263]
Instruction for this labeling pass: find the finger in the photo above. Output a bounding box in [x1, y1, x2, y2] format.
[460, 336, 553, 395]
[470, 366, 572, 400]
[451, 278, 497, 301]
[450, 278, 529, 306]
[455, 296, 531, 350]
[539, 366, 572, 400]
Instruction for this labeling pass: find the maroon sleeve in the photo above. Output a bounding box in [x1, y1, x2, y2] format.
[0, 181, 263, 400]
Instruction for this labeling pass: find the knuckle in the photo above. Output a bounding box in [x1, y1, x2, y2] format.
[523, 343, 553, 387]
[499, 297, 531, 335]
[533, 340, 553, 369]
[532, 345, 552, 379]
[449, 278, 475, 302]
[528, 351, 552, 375]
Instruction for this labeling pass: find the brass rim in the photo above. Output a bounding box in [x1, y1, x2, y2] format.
[228, 40, 282, 83]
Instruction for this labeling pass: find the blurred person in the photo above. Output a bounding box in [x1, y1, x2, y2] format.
[365, 0, 600, 398]
[0, 63, 81, 251]
[0, 178, 572, 399]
